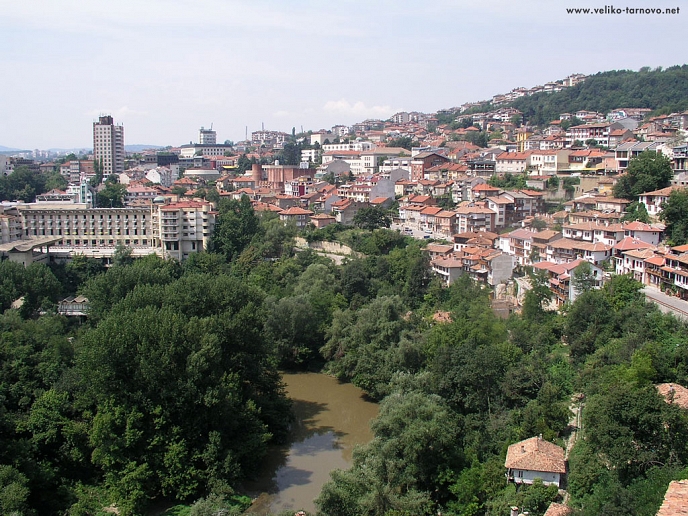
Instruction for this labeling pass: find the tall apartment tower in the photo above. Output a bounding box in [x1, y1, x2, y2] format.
[93, 115, 124, 179]
[199, 126, 216, 145]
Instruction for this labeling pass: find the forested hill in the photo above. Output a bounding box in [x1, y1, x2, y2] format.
[507, 65, 688, 125]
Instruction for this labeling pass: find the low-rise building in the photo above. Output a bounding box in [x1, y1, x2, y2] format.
[8, 200, 215, 263]
[533, 258, 603, 304]
[505, 436, 566, 488]
[639, 186, 682, 217]
[279, 206, 313, 228]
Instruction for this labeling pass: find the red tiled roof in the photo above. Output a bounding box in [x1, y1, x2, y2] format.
[657, 383, 688, 410]
[614, 237, 656, 252]
[505, 436, 566, 474]
[279, 207, 313, 216]
[420, 206, 443, 215]
[543, 502, 572, 516]
[473, 183, 501, 192]
[645, 256, 666, 266]
[657, 479, 688, 516]
[641, 186, 682, 197]
[160, 201, 210, 211]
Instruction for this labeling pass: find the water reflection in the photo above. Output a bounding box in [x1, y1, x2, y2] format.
[242, 372, 378, 514]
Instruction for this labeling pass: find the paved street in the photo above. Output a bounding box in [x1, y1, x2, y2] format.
[642, 287, 688, 320]
[390, 223, 449, 242]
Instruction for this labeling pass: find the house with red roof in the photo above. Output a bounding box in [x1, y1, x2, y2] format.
[278, 206, 313, 228]
[505, 436, 566, 487]
[623, 221, 664, 245]
[410, 151, 450, 181]
[498, 229, 537, 265]
[656, 479, 688, 516]
[455, 203, 497, 234]
[471, 183, 502, 201]
[546, 238, 612, 265]
[543, 503, 572, 516]
[495, 151, 533, 174]
[639, 186, 683, 217]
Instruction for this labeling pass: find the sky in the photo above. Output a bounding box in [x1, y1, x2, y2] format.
[1, 0, 687, 150]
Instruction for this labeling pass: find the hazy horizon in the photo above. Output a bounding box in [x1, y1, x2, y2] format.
[2, 0, 687, 149]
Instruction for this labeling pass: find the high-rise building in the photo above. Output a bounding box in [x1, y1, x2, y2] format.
[93, 115, 124, 179]
[199, 126, 216, 145]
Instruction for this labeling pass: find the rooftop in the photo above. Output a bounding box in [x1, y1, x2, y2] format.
[505, 436, 566, 474]
[656, 480, 688, 516]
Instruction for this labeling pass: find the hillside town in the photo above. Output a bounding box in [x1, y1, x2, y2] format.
[3, 72, 688, 315]
[4, 67, 688, 516]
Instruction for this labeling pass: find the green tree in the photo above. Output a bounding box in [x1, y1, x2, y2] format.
[321, 296, 418, 399]
[521, 270, 553, 323]
[0, 165, 46, 202]
[77, 274, 290, 512]
[572, 261, 597, 295]
[660, 188, 688, 245]
[352, 206, 392, 230]
[622, 201, 651, 224]
[44, 171, 68, 191]
[90, 158, 104, 187]
[613, 151, 673, 200]
[0, 465, 32, 515]
[565, 289, 613, 361]
[112, 242, 134, 267]
[386, 136, 417, 150]
[96, 181, 126, 208]
[316, 391, 459, 516]
[464, 130, 488, 148]
[585, 380, 688, 483]
[209, 196, 260, 261]
[278, 142, 302, 166]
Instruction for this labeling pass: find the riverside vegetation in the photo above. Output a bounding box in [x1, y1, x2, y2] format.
[2, 198, 688, 516]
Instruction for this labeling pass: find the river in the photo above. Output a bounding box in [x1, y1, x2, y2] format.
[242, 372, 379, 515]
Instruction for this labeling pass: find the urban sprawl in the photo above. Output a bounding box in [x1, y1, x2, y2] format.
[3, 72, 688, 311]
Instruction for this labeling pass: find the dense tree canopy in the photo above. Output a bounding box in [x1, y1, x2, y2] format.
[613, 151, 673, 200]
[3, 198, 688, 516]
[660, 188, 688, 245]
[510, 66, 688, 126]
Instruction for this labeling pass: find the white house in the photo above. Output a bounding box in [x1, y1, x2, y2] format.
[505, 436, 566, 488]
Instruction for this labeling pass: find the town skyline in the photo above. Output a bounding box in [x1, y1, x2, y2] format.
[2, 0, 687, 149]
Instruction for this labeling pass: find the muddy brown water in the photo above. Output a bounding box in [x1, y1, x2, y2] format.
[241, 372, 379, 515]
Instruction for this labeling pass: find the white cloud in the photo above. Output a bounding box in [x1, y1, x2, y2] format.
[322, 99, 398, 119]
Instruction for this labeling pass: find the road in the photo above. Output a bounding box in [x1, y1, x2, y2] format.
[390, 223, 449, 242]
[642, 287, 688, 320]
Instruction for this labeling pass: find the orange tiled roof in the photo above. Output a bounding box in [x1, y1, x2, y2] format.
[657, 479, 688, 516]
[657, 383, 688, 410]
[505, 436, 566, 474]
[543, 502, 572, 516]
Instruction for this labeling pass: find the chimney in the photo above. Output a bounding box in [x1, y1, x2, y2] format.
[252, 164, 263, 185]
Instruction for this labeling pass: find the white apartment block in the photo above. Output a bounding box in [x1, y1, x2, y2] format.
[251, 130, 287, 146]
[199, 126, 216, 145]
[322, 142, 375, 152]
[332, 125, 351, 137]
[93, 115, 125, 178]
[0, 213, 22, 243]
[179, 144, 232, 159]
[301, 148, 321, 164]
[145, 167, 174, 188]
[13, 200, 215, 262]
